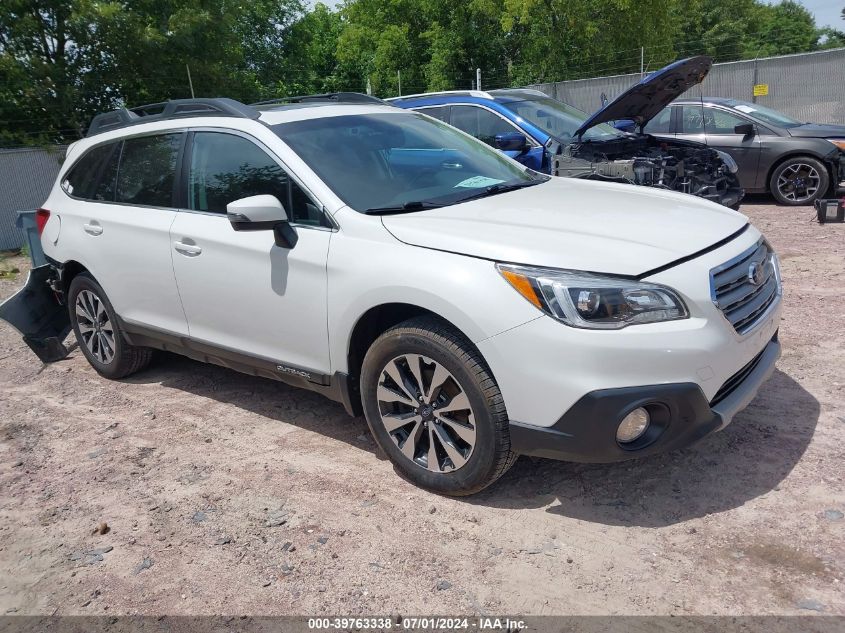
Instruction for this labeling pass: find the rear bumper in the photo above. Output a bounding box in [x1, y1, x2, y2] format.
[509, 335, 780, 463]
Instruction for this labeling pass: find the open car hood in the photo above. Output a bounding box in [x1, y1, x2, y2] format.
[574, 56, 712, 138]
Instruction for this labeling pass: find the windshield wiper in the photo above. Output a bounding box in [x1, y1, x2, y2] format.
[364, 201, 444, 215]
[455, 179, 547, 204]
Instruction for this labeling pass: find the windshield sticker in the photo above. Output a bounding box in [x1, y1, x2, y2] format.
[454, 176, 505, 189]
[734, 105, 757, 114]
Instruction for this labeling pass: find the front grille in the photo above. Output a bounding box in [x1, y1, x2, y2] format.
[710, 240, 779, 334]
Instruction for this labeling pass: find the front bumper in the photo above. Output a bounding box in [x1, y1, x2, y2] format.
[477, 225, 783, 463]
[509, 335, 780, 463]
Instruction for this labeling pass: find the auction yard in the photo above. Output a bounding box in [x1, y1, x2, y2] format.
[0, 199, 842, 616]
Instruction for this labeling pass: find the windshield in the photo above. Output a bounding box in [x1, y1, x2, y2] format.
[724, 99, 803, 128]
[273, 111, 542, 212]
[506, 97, 624, 141]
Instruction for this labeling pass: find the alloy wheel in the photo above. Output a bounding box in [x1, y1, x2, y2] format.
[75, 289, 116, 364]
[777, 163, 821, 203]
[376, 354, 477, 473]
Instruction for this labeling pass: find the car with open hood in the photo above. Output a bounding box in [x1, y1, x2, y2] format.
[634, 97, 845, 205]
[389, 56, 744, 209]
[0, 95, 780, 495]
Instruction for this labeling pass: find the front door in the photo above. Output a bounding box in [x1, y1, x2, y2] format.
[169, 130, 332, 374]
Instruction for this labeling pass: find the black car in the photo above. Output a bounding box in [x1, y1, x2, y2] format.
[640, 98, 845, 205]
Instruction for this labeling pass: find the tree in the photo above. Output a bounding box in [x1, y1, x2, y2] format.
[0, 0, 304, 146]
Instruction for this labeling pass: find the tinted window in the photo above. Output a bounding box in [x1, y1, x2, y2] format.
[93, 143, 121, 201]
[417, 106, 449, 122]
[188, 132, 326, 226]
[63, 142, 121, 200]
[450, 106, 521, 147]
[116, 133, 182, 207]
[643, 107, 673, 134]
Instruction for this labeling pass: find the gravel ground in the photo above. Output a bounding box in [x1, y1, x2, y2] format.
[0, 198, 843, 616]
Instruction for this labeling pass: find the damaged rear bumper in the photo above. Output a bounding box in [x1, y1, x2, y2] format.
[0, 264, 70, 362]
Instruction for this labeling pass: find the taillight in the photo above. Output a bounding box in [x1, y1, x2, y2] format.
[35, 208, 50, 236]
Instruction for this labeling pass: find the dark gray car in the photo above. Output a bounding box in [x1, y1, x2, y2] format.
[642, 98, 845, 205]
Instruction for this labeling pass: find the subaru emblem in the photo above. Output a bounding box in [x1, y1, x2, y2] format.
[747, 262, 765, 286]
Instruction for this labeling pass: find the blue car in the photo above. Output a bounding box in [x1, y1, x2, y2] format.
[389, 57, 744, 208]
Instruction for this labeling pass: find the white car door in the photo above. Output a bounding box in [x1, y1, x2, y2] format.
[60, 133, 189, 335]
[169, 130, 332, 375]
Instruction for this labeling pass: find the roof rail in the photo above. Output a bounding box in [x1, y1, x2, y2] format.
[385, 90, 493, 102]
[252, 92, 386, 106]
[86, 98, 261, 137]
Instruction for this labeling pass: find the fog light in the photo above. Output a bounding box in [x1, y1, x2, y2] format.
[617, 407, 650, 444]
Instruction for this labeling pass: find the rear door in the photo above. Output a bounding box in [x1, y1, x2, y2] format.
[168, 130, 332, 374]
[60, 133, 188, 335]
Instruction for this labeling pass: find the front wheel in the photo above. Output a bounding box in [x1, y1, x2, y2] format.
[360, 316, 516, 496]
[769, 156, 829, 205]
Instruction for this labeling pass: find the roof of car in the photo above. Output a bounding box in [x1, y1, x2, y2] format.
[84, 94, 398, 138]
[670, 97, 743, 106]
[388, 88, 550, 107]
[258, 103, 399, 125]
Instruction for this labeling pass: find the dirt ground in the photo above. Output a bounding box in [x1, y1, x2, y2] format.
[0, 198, 843, 617]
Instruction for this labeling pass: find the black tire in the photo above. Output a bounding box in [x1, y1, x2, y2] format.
[67, 273, 153, 379]
[769, 156, 829, 206]
[360, 316, 516, 496]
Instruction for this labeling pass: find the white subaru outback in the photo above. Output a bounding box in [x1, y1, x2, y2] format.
[1, 94, 782, 495]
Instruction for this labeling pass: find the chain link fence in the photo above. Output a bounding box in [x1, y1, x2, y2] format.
[0, 146, 67, 251]
[527, 48, 845, 125]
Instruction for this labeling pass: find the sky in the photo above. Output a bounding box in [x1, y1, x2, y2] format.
[310, 0, 844, 29]
[793, 0, 843, 27]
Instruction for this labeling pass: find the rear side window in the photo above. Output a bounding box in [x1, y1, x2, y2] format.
[417, 106, 449, 122]
[188, 132, 328, 226]
[116, 133, 182, 207]
[62, 142, 121, 200]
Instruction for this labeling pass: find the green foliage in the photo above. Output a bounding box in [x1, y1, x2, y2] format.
[0, 0, 840, 145]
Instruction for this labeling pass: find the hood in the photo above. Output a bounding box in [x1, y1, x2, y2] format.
[381, 177, 747, 277]
[787, 123, 845, 139]
[574, 56, 712, 138]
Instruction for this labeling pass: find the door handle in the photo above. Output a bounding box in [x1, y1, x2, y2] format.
[173, 241, 202, 256]
[83, 222, 103, 236]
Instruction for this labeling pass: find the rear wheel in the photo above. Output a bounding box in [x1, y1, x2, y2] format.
[68, 273, 152, 379]
[361, 316, 516, 496]
[769, 156, 829, 205]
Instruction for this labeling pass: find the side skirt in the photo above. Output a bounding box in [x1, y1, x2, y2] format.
[118, 319, 360, 417]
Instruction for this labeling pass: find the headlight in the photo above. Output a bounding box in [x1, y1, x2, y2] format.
[715, 150, 739, 173]
[497, 264, 689, 329]
[826, 139, 845, 151]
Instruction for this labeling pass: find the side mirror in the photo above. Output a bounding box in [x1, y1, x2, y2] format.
[495, 132, 529, 153]
[734, 123, 755, 136]
[226, 194, 298, 249]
